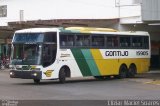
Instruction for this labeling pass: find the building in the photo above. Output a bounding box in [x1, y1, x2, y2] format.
[0, 0, 160, 69]
[119, 0, 160, 69]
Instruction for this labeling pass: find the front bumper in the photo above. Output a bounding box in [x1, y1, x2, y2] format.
[10, 70, 42, 79]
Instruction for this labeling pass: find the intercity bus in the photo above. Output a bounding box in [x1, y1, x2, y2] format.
[10, 27, 150, 83]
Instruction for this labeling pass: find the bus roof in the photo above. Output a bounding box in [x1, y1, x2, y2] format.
[15, 27, 117, 34]
[15, 28, 59, 33]
[90, 31, 149, 36]
[62, 27, 148, 36]
[14, 27, 149, 36]
[64, 27, 118, 33]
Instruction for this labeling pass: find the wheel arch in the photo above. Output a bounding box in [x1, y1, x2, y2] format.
[59, 65, 71, 78]
[119, 63, 128, 70]
[129, 63, 137, 74]
[118, 63, 128, 78]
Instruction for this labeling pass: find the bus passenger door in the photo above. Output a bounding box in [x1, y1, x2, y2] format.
[42, 44, 57, 67]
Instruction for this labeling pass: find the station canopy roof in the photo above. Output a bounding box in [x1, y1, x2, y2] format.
[0, 19, 119, 39]
[0, 26, 14, 39]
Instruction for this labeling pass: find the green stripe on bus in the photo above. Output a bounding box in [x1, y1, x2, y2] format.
[81, 49, 100, 76]
[71, 48, 92, 76]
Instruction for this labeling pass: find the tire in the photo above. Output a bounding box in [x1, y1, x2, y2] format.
[119, 65, 127, 79]
[94, 76, 103, 80]
[59, 68, 66, 83]
[94, 76, 109, 80]
[33, 79, 40, 84]
[127, 64, 136, 78]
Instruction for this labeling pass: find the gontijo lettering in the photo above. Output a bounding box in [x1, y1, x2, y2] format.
[105, 51, 128, 56]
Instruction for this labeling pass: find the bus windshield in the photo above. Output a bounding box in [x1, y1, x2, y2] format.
[11, 32, 57, 66]
[11, 44, 42, 65]
[13, 33, 44, 43]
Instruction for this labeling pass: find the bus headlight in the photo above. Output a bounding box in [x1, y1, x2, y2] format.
[33, 73, 38, 77]
[10, 72, 14, 76]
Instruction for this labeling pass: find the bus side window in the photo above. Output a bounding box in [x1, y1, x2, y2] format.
[75, 41, 83, 46]
[120, 36, 130, 48]
[60, 35, 67, 47]
[75, 35, 83, 46]
[61, 41, 66, 46]
[44, 32, 57, 43]
[60, 34, 74, 47]
[106, 36, 118, 48]
[66, 41, 73, 46]
[132, 36, 143, 48]
[92, 35, 104, 47]
[75, 34, 90, 47]
[83, 38, 89, 46]
[143, 36, 149, 49]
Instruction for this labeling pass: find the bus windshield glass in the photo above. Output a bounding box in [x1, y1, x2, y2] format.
[11, 44, 42, 65]
[13, 33, 44, 43]
[11, 32, 57, 65]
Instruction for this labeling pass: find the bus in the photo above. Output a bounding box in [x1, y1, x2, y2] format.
[9, 27, 150, 83]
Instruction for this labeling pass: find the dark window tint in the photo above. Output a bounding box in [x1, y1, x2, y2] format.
[44, 32, 57, 43]
[42, 44, 57, 67]
[13, 33, 44, 43]
[60, 34, 74, 47]
[75, 35, 90, 47]
[143, 36, 149, 49]
[131, 36, 143, 48]
[92, 35, 104, 47]
[120, 36, 131, 47]
[106, 36, 118, 48]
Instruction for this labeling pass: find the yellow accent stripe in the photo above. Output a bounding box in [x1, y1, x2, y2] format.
[90, 49, 120, 76]
[90, 49, 105, 75]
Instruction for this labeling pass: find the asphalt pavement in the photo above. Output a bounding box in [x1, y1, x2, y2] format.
[0, 69, 160, 106]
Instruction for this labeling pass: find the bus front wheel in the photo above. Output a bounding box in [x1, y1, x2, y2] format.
[59, 68, 66, 83]
[33, 79, 40, 84]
